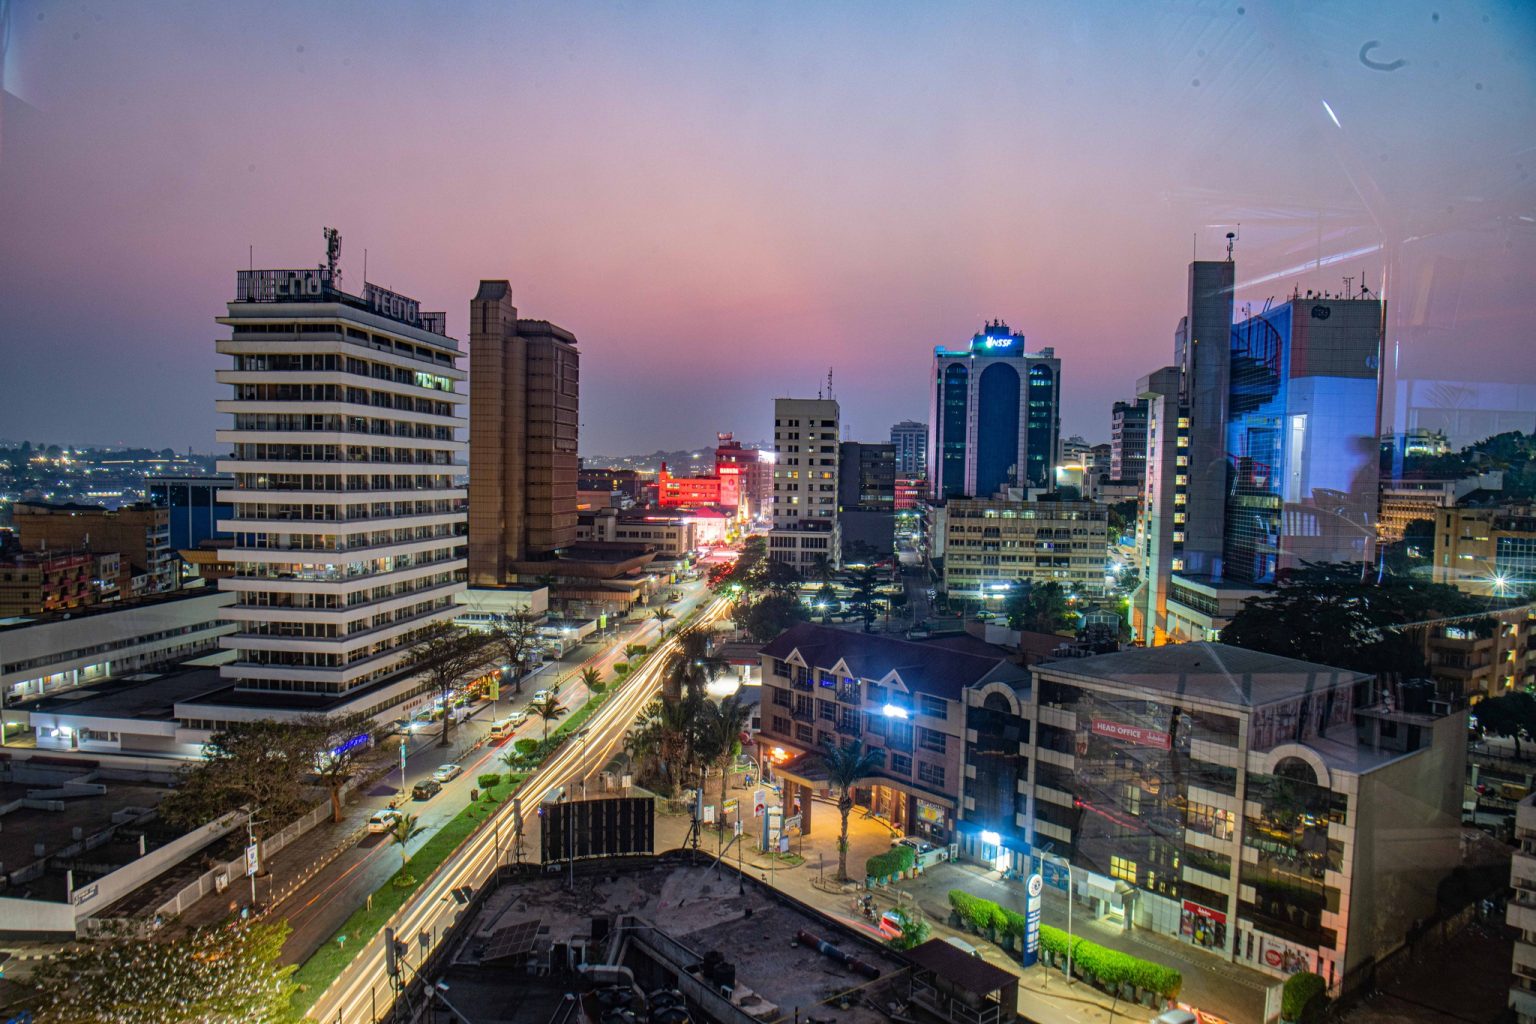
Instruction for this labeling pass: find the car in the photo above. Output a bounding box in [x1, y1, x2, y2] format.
[532, 689, 553, 702]
[411, 779, 442, 800]
[367, 808, 403, 833]
[891, 835, 934, 852]
[432, 763, 463, 783]
[943, 936, 983, 959]
[1149, 1013, 1198, 1024]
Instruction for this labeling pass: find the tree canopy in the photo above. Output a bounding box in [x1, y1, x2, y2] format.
[160, 719, 329, 833]
[741, 592, 809, 642]
[1003, 580, 1076, 634]
[31, 920, 298, 1024]
[1220, 562, 1492, 676]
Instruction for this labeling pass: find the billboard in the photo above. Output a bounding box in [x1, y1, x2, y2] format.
[540, 797, 654, 863]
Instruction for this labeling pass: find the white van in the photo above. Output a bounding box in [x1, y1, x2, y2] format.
[489, 717, 517, 740]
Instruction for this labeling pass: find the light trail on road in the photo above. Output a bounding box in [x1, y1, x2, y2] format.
[307, 595, 730, 1024]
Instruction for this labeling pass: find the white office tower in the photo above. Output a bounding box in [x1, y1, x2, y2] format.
[213, 261, 467, 718]
[770, 396, 842, 572]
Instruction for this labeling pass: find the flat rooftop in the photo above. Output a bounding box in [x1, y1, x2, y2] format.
[27, 666, 225, 721]
[1036, 641, 1370, 709]
[450, 862, 909, 1024]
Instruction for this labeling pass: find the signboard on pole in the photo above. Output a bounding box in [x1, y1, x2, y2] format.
[723, 798, 739, 815]
[783, 814, 802, 831]
[1022, 873, 1043, 966]
[753, 789, 766, 816]
[245, 843, 260, 878]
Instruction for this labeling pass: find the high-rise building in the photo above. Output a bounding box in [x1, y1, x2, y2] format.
[838, 441, 896, 557]
[467, 281, 580, 583]
[939, 493, 1108, 603]
[889, 420, 928, 477]
[214, 264, 467, 710]
[927, 320, 1060, 500]
[769, 397, 840, 571]
[1109, 399, 1149, 484]
[1133, 250, 1384, 643]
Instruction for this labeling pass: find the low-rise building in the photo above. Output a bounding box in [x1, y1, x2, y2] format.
[1, 589, 235, 711]
[939, 494, 1109, 606]
[0, 550, 98, 617]
[1424, 602, 1536, 700]
[758, 623, 1027, 845]
[13, 501, 176, 595]
[993, 643, 1466, 995]
[1432, 504, 1536, 596]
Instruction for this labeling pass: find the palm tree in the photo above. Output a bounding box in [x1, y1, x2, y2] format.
[652, 607, 675, 634]
[820, 739, 886, 881]
[530, 694, 568, 741]
[664, 629, 727, 701]
[580, 665, 605, 694]
[389, 812, 426, 873]
[697, 696, 752, 822]
[634, 697, 697, 792]
[808, 553, 835, 586]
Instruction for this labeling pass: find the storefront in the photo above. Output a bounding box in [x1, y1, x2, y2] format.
[1181, 900, 1228, 950]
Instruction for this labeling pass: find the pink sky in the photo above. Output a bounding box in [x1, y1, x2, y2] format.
[1, 1, 1532, 453]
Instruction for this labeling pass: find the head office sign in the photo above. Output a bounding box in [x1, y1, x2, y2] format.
[1022, 873, 1043, 966]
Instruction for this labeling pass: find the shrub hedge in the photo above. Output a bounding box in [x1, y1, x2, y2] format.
[945, 889, 1181, 1000]
[1281, 971, 1327, 1022]
[864, 844, 915, 879]
[476, 773, 502, 789]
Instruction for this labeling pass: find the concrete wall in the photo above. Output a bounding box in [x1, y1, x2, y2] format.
[1344, 714, 1467, 980]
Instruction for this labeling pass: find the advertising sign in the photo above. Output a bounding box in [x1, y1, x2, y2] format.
[753, 789, 766, 816]
[245, 843, 260, 878]
[1022, 873, 1043, 966]
[1090, 719, 1171, 749]
[723, 798, 739, 815]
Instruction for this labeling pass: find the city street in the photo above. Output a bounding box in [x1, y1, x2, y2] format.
[651, 768, 1274, 1024]
[303, 587, 733, 1024]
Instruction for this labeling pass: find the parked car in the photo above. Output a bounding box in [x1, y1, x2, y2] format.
[367, 808, 403, 833]
[411, 779, 442, 800]
[432, 763, 463, 783]
[1149, 1013, 1198, 1024]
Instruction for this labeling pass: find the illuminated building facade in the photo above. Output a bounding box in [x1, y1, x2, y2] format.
[653, 461, 723, 508]
[928, 321, 1060, 500]
[770, 397, 841, 571]
[968, 643, 1465, 995]
[940, 495, 1108, 604]
[214, 264, 466, 709]
[758, 622, 1026, 846]
[1431, 504, 1536, 597]
[890, 420, 928, 477]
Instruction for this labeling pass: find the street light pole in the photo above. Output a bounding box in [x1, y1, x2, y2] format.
[1041, 848, 1074, 983]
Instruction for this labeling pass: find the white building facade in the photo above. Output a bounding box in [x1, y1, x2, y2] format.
[770, 397, 842, 572]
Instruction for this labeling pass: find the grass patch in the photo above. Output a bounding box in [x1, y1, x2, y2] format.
[289, 775, 522, 1013]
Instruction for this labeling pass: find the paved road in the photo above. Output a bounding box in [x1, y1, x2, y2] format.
[303, 588, 729, 1024]
[267, 588, 710, 965]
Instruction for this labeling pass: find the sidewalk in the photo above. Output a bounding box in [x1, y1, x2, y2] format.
[652, 769, 1271, 1024]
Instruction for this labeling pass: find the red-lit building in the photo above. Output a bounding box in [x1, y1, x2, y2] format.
[895, 477, 925, 510]
[655, 462, 723, 508]
[715, 432, 772, 516]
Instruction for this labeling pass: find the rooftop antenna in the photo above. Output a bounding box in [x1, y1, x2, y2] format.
[248, 244, 253, 272]
[1225, 231, 1236, 262]
[1342, 275, 1354, 298]
[364, 248, 368, 284]
[1359, 271, 1370, 299]
[322, 226, 342, 282]
[826, 367, 834, 400]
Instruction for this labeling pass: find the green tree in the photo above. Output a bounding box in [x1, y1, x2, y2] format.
[885, 907, 931, 951]
[405, 621, 495, 747]
[580, 665, 606, 694]
[1476, 691, 1536, 759]
[664, 629, 727, 701]
[848, 565, 881, 629]
[652, 606, 675, 633]
[1106, 498, 1139, 539]
[31, 920, 298, 1024]
[1221, 562, 1488, 677]
[486, 611, 541, 695]
[820, 739, 886, 881]
[742, 592, 809, 642]
[389, 811, 426, 873]
[1003, 580, 1075, 633]
[814, 582, 839, 622]
[630, 697, 699, 792]
[160, 720, 325, 846]
[529, 693, 568, 740]
[696, 696, 752, 820]
[303, 713, 373, 824]
[807, 552, 835, 584]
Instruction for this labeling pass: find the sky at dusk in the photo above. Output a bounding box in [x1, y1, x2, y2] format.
[1, 1, 1533, 455]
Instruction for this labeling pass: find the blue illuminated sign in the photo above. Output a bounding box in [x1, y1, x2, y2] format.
[1022, 873, 1043, 966]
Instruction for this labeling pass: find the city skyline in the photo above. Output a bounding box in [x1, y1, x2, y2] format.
[3, 2, 1532, 454]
